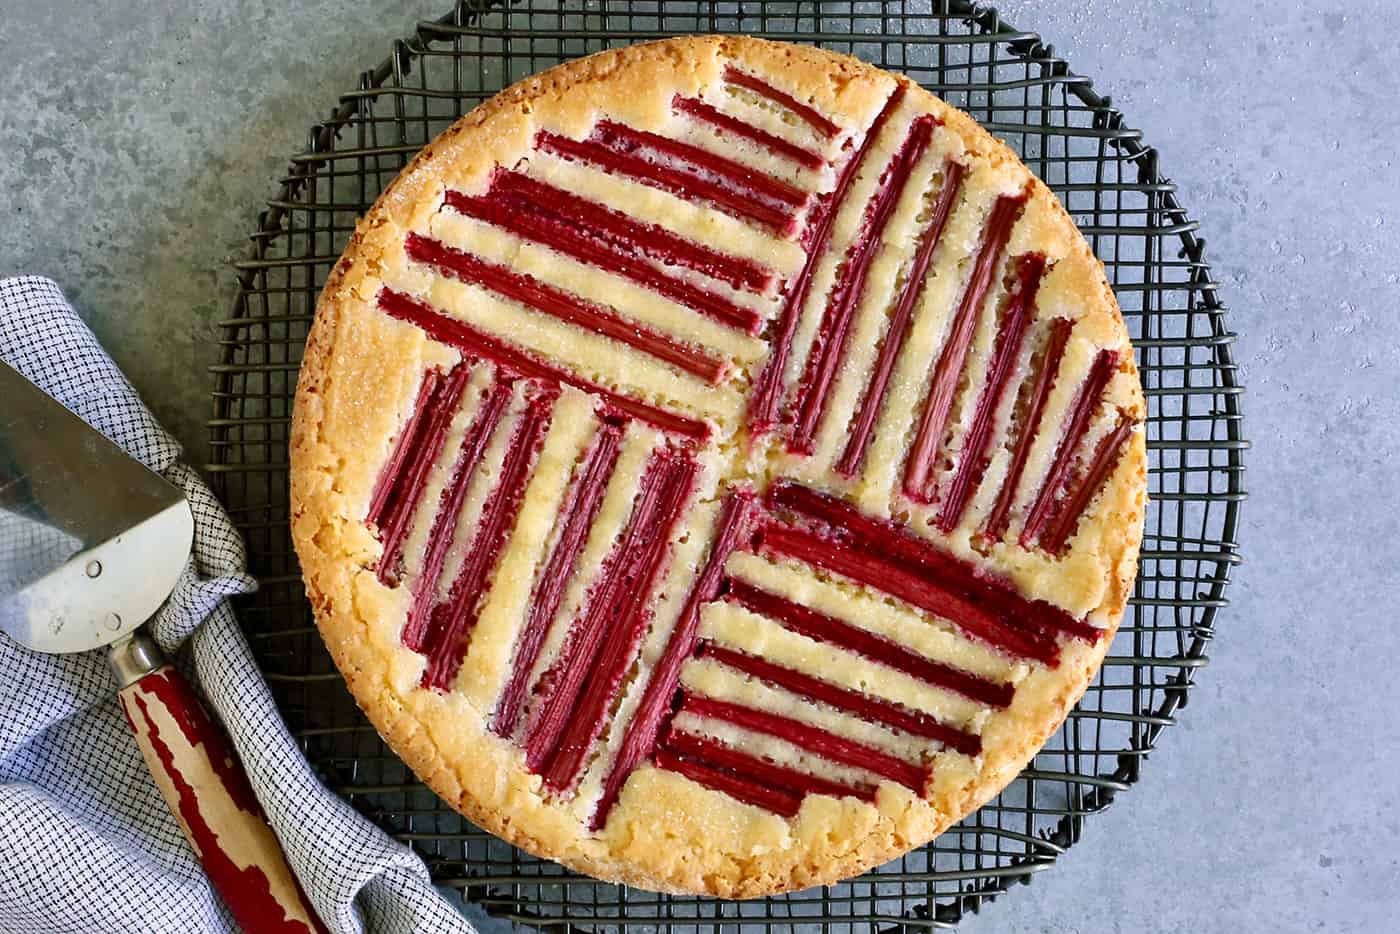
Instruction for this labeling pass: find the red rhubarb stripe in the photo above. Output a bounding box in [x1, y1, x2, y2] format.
[401, 377, 514, 652]
[539, 454, 697, 792]
[366, 367, 441, 530]
[523, 451, 695, 783]
[445, 187, 761, 334]
[936, 253, 1047, 532]
[982, 317, 1074, 543]
[589, 490, 756, 830]
[723, 65, 840, 139]
[417, 387, 558, 691]
[369, 365, 471, 586]
[754, 517, 1060, 664]
[535, 128, 800, 235]
[491, 423, 625, 737]
[903, 189, 1029, 503]
[767, 480, 1099, 645]
[747, 84, 908, 434]
[652, 747, 802, 817]
[1039, 411, 1138, 555]
[721, 577, 1012, 708]
[490, 170, 775, 294]
[837, 159, 966, 477]
[673, 95, 825, 169]
[376, 287, 709, 441]
[698, 642, 982, 756]
[1020, 348, 1122, 549]
[789, 115, 937, 455]
[678, 693, 927, 791]
[595, 120, 808, 209]
[405, 232, 724, 382]
[661, 728, 876, 803]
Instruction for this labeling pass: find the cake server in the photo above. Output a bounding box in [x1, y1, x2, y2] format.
[0, 361, 325, 934]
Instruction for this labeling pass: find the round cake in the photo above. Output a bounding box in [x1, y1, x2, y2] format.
[290, 35, 1147, 897]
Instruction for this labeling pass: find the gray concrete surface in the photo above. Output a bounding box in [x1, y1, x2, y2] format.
[2, 1, 1396, 931]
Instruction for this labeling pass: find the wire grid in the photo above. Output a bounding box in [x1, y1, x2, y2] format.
[206, 1, 1245, 929]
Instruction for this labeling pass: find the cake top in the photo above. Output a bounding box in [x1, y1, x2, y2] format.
[291, 35, 1147, 896]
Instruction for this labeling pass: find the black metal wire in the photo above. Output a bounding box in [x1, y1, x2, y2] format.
[206, 2, 1246, 929]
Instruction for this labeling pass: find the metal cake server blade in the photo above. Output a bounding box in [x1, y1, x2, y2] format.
[0, 362, 193, 652]
[0, 361, 326, 933]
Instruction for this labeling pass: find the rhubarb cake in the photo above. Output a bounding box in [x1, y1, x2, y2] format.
[290, 35, 1147, 896]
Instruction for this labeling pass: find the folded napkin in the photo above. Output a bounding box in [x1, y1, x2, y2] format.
[0, 277, 476, 934]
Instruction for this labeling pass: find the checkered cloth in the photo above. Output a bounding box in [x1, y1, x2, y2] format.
[0, 277, 476, 934]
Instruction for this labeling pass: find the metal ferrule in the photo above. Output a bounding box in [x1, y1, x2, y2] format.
[107, 631, 167, 688]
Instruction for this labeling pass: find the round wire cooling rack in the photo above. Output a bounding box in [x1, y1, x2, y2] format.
[206, 1, 1246, 929]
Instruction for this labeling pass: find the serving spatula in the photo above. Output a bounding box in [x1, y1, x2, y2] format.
[0, 361, 326, 934]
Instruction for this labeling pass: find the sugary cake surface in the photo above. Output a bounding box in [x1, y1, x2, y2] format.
[290, 35, 1147, 897]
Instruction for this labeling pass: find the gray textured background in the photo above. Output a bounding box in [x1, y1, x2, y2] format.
[2, 1, 1396, 931]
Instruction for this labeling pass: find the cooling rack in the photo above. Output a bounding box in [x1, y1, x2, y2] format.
[206, 1, 1246, 928]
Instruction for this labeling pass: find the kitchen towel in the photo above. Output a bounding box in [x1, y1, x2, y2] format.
[0, 276, 476, 934]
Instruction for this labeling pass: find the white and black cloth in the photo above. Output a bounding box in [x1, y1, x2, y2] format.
[0, 277, 476, 934]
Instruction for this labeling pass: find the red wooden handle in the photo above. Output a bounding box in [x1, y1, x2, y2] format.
[118, 666, 328, 934]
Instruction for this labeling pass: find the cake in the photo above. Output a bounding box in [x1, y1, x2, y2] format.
[290, 35, 1147, 897]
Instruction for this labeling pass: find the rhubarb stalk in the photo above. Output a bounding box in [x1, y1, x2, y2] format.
[766, 480, 1100, 644]
[1020, 348, 1121, 549]
[721, 576, 1013, 708]
[788, 115, 938, 455]
[673, 95, 825, 169]
[366, 368, 441, 532]
[981, 317, 1073, 543]
[903, 189, 1028, 502]
[652, 747, 803, 817]
[936, 253, 1047, 532]
[722, 66, 841, 139]
[754, 520, 1060, 664]
[417, 387, 557, 691]
[376, 287, 709, 441]
[589, 490, 755, 830]
[405, 232, 724, 383]
[747, 84, 907, 434]
[535, 125, 802, 235]
[1038, 411, 1138, 555]
[593, 120, 809, 210]
[401, 377, 514, 651]
[678, 693, 927, 791]
[488, 170, 775, 294]
[491, 423, 625, 737]
[698, 642, 981, 756]
[538, 454, 697, 792]
[368, 364, 471, 586]
[660, 728, 875, 804]
[445, 185, 762, 334]
[836, 159, 966, 477]
[523, 451, 695, 785]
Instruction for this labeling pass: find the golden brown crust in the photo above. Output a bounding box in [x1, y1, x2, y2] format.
[290, 35, 1148, 897]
